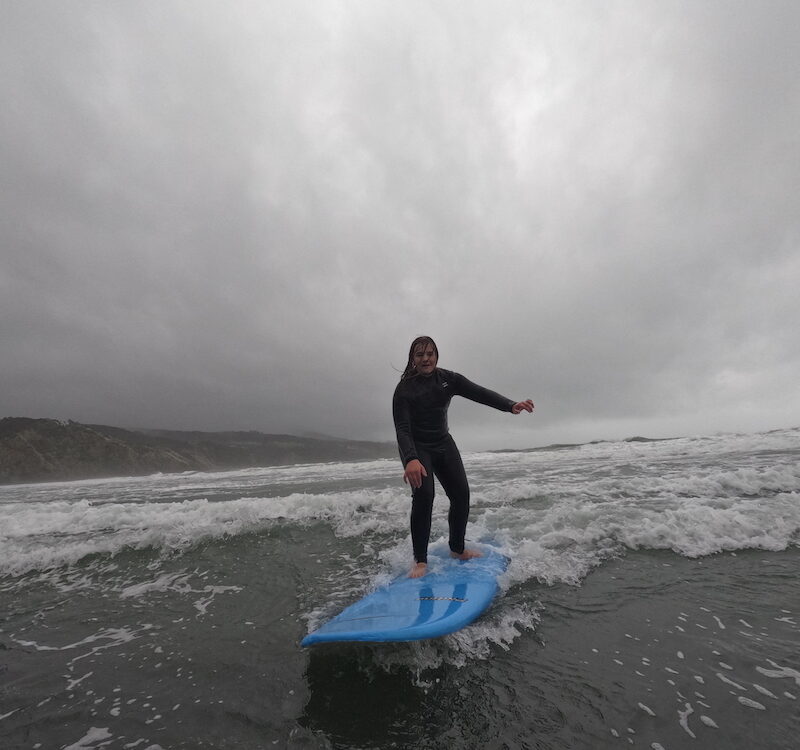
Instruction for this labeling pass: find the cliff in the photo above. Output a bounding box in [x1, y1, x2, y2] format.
[0, 417, 396, 485]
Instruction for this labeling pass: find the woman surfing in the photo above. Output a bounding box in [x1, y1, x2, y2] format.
[392, 336, 534, 577]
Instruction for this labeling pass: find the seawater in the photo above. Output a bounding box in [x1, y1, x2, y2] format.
[1, 428, 798, 749]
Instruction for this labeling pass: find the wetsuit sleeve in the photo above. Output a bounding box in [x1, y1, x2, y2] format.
[392, 384, 418, 466]
[448, 371, 515, 412]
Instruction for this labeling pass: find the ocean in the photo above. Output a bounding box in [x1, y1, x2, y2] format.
[1, 427, 798, 749]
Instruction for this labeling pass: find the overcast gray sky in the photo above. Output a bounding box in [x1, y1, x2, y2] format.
[2, 1, 798, 450]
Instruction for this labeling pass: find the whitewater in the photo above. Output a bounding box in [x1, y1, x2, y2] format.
[1, 427, 798, 748]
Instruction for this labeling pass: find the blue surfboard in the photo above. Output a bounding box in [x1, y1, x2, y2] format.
[301, 544, 508, 646]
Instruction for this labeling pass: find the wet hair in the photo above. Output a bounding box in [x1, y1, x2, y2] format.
[400, 335, 439, 381]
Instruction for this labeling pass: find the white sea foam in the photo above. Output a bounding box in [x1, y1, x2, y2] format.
[2, 429, 798, 590]
[677, 702, 696, 738]
[756, 660, 800, 687]
[366, 600, 541, 679]
[738, 696, 766, 710]
[119, 572, 196, 599]
[0, 485, 410, 577]
[753, 684, 779, 699]
[66, 671, 94, 691]
[716, 672, 747, 691]
[62, 726, 113, 750]
[11, 625, 149, 668]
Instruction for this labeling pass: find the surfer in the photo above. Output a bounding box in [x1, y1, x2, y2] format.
[393, 336, 534, 578]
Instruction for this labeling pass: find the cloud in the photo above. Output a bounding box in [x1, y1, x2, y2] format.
[1, 1, 798, 450]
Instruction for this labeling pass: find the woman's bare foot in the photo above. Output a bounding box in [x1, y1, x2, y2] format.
[450, 548, 483, 561]
[408, 562, 428, 578]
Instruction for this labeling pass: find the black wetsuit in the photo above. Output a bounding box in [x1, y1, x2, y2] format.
[392, 368, 515, 563]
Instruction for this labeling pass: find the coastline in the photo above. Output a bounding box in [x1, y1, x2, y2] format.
[0, 417, 395, 485]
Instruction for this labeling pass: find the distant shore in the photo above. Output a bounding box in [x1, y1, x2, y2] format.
[0, 417, 397, 485]
[7, 415, 782, 487]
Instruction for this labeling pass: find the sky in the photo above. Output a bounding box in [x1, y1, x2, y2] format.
[2, 1, 799, 451]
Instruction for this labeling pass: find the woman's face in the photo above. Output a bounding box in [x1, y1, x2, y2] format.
[412, 343, 438, 376]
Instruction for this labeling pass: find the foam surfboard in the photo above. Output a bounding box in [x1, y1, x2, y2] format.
[301, 544, 508, 646]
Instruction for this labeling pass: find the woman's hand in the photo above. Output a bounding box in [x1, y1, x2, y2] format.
[403, 459, 428, 489]
[511, 399, 534, 414]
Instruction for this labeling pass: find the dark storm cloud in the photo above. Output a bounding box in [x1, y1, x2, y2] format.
[1, 1, 798, 449]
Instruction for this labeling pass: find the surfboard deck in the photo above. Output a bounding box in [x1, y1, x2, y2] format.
[301, 544, 508, 646]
